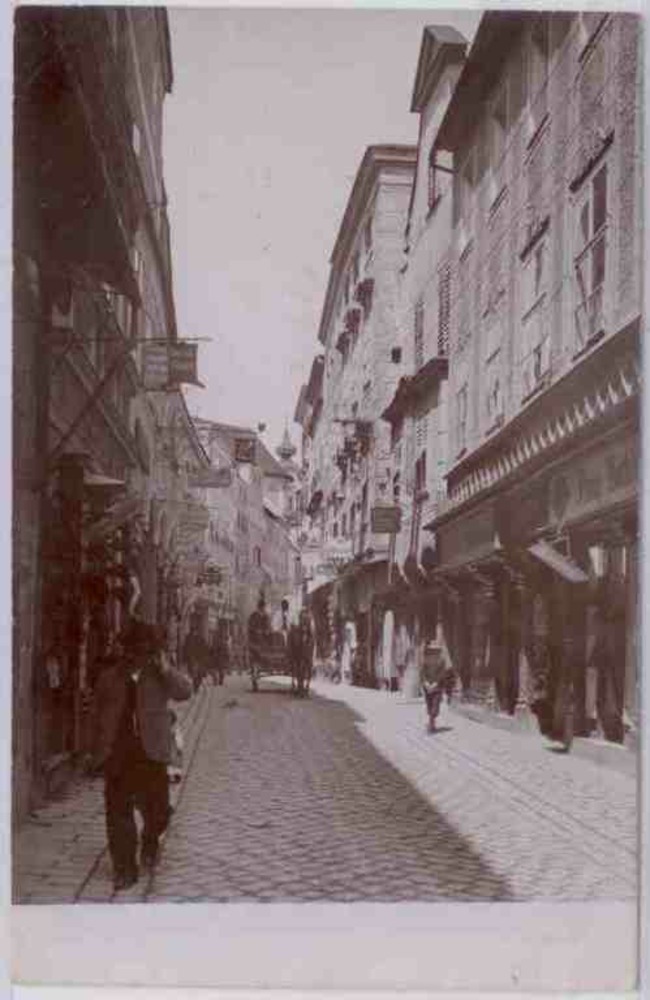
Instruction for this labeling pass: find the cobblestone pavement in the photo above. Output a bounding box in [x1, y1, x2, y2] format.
[148, 675, 638, 903]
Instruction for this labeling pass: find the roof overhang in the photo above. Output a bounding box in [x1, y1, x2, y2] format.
[410, 25, 468, 113]
[317, 145, 417, 346]
[435, 12, 527, 153]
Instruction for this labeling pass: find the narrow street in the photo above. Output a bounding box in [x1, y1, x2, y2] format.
[107, 676, 635, 904]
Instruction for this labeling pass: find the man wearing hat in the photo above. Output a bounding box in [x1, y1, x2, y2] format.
[247, 593, 270, 691]
[91, 621, 193, 891]
[420, 641, 452, 732]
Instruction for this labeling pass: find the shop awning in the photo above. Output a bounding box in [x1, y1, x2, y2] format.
[528, 540, 589, 583]
[83, 472, 125, 489]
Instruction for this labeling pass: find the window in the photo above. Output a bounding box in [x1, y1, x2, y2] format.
[410, 451, 427, 554]
[574, 163, 608, 351]
[437, 263, 451, 357]
[414, 299, 425, 370]
[454, 148, 476, 228]
[457, 246, 473, 353]
[364, 217, 372, 253]
[456, 384, 468, 453]
[491, 83, 508, 170]
[530, 19, 549, 103]
[253, 545, 261, 567]
[485, 367, 503, 427]
[428, 148, 452, 211]
[415, 413, 427, 451]
[130, 120, 141, 158]
[520, 238, 550, 397]
[390, 347, 402, 364]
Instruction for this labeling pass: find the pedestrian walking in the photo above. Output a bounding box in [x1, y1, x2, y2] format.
[247, 594, 271, 691]
[210, 620, 229, 686]
[90, 621, 192, 891]
[288, 607, 314, 697]
[183, 625, 209, 692]
[420, 642, 451, 732]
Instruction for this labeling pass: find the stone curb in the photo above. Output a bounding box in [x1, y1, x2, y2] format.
[448, 701, 637, 777]
[311, 679, 637, 778]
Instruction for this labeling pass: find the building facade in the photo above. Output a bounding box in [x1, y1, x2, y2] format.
[422, 12, 641, 744]
[297, 145, 417, 687]
[194, 420, 298, 649]
[13, 8, 210, 820]
[381, 26, 468, 696]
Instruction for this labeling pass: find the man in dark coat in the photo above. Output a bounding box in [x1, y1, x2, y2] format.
[211, 620, 230, 686]
[247, 595, 270, 690]
[182, 626, 209, 692]
[91, 621, 192, 891]
[288, 608, 314, 698]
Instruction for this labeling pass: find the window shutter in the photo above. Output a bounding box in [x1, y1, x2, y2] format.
[437, 263, 451, 356]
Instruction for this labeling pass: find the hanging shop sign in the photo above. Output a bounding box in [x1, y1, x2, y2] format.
[371, 504, 402, 535]
[142, 341, 202, 390]
[188, 466, 234, 489]
[549, 433, 638, 529]
[169, 342, 201, 385]
[142, 343, 169, 390]
[175, 499, 210, 553]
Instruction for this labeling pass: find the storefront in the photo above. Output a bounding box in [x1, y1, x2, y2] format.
[432, 499, 504, 703]
[498, 425, 639, 742]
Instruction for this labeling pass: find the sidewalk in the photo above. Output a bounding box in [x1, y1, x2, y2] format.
[308, 677, 638, 899]
[13, 681, 214, 904]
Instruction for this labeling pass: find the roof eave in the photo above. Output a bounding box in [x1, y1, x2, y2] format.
[410, 27, 468, 113]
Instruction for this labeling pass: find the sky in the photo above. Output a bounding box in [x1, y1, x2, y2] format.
[163, 7, 480, 454]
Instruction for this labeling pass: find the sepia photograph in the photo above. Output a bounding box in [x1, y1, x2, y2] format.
[9, 4, 643, 993]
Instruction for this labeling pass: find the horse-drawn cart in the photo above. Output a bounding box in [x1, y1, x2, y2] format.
[249, 630, 290, 692]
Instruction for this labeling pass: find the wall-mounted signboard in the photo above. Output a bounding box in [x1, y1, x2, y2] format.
[188, 466, 233, 489]
[371, 504, 402, 534]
